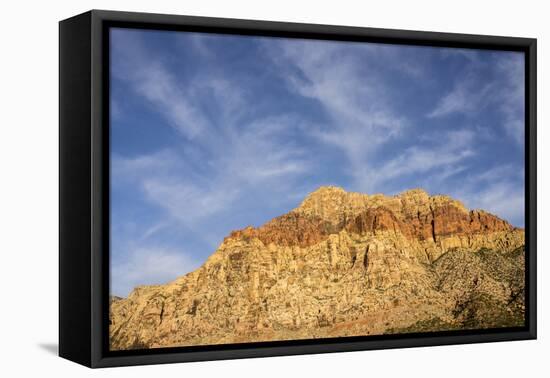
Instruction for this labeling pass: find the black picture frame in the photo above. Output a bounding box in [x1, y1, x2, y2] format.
[59, 9, 537, 368]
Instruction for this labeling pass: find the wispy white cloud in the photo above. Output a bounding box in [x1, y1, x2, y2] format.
[111, 246, 200, 297]
[366, 128, 476, 192]
[111, 149, 182, 184]
[112, 114, 311, 226]
[185, 33, 216, 58]
[111, 30, 247, 141]
[109, 31, 320, 294]
[133, 64, 209, 139]
[427, 79, 494, 118]
[439, 48, 481, 63]
[473, 163, 524, 183]
[112, 33, 316, 236]
[110, 98, 122, 121]
[142, 177, 241, 223]
[112, 32, 206, 139]
[457, 180, 524, 226]
[376, 145, 474, 184]
[451, 164, 525, 226]
[496, 54, 525, 144]
[111, 30, 312, 227]
[428, 50, 525, 144]
[268, 39, 406, 192]
[112, 149, 239, 225]
[224, 116, 311, 182]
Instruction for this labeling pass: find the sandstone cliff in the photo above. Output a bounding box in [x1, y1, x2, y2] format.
[110, 186, 525, 350]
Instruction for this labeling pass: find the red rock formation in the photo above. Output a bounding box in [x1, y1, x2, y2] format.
[227, 213, 335, 248]
[227, 188, 519, 247]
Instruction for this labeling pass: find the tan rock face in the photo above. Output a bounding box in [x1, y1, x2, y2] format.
[110, 186, 525, 350]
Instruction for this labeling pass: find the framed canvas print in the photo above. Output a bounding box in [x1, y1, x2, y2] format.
[59, 10, 537, 368]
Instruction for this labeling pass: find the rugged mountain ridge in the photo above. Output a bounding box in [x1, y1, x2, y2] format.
[110, 186, 525, 350]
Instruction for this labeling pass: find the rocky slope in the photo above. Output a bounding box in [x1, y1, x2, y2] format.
[110, 186, 525, 350]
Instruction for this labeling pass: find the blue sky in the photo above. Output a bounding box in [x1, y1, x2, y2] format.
[109, 28, 525, 296]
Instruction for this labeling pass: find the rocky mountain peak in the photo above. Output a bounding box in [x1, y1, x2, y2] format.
[306, 185, 347, 197]
[110, 188, 525, 350]
[296, 185, 361, 219]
